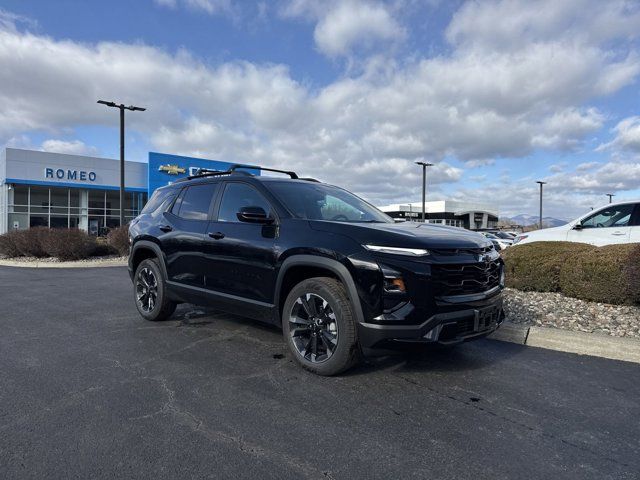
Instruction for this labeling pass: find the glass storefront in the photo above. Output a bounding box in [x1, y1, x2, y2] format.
[7, 184, 147, 235]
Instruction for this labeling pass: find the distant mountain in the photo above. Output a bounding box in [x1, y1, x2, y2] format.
[504, 214, 567, 227]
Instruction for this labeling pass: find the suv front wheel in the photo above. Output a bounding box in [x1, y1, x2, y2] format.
[134, 258, 177, 321]
[282, 277, 360, 376]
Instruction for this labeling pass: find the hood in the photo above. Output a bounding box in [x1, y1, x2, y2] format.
[309, 220, 493, 250]
[521, 223, 571, 239]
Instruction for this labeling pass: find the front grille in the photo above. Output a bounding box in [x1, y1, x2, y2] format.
[430, 246, 494, 256]
[431, 259, 501, 297]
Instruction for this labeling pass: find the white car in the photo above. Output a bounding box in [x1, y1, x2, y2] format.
[513, 201, 640, 246]
[481, 232, 513, 249]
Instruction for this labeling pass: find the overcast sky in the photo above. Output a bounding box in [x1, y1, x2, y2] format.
[1, 0, 640, 218]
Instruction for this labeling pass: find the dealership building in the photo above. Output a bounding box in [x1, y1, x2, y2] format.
[378, 200, 499, 230]
[0, 148, 233, 235]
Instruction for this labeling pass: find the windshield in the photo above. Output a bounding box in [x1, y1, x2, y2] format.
[268, 181, 393, 223]
[494, 232, 512, 239]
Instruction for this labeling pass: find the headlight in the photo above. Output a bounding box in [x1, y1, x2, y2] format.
[500, 265, 505, 287]
[364, 245, 430, 256]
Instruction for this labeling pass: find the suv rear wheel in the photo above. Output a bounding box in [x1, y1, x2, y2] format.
[134, 258, 177, 321]
[282, 277, 360, 376]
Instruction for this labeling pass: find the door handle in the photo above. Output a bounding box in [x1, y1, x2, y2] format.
[209, 232, 225, 240]
[159, 225, 173, 232]
[611, 232, 627, 236]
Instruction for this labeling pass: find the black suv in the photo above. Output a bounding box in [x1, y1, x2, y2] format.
[128, 165, 504, 375]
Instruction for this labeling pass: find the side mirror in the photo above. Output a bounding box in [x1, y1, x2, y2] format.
[236, 206, 273, 224]
[572, 223, 583, 230]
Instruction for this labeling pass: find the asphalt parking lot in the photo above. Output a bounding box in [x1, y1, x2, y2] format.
[1, 266, 639, 479]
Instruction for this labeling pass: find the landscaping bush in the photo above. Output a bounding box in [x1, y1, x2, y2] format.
[503, 241, 640, 305]
[12, 227, 50, 257]
[559, 243, 640, 305]
[0, 230, 21, 257]
[41, 229, 97, 261]
[501, 241, 595, 292]
[92, 237, 117, 257]
[106, 225, 130, 256]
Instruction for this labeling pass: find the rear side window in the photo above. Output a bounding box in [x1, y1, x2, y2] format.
[141, 188, 177, 215]
[173, 183, 217, 221]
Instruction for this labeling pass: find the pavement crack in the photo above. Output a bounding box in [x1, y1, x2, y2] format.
[133, 375, 333, 479]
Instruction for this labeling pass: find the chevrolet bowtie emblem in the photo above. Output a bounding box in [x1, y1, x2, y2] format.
[158, 164, 186, 175]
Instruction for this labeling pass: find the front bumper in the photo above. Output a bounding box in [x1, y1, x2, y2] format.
[357, 293, 504, 349]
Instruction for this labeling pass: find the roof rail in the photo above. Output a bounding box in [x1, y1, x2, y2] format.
[299, 177, 320, 182]
[229, 164, 299, 179]
[187, 163, 299, 180]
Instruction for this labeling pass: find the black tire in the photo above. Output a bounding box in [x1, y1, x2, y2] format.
[282, 277, 360, 376]
[133, 258, 176, 321]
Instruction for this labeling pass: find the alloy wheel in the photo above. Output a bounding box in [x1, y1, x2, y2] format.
[136, 267, 158, 312]
[289, 293, 338, 363]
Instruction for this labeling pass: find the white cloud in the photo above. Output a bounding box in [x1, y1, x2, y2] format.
[40, 139, 98, 156]
[598, 116, 640, 153]
[154, 0, 234, 15]
[451, 160, 640, 219]
[0, 1, 639, 211]
[281, 0, 405, 58]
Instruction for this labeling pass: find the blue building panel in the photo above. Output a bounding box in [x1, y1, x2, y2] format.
[148, 152, 240, 196]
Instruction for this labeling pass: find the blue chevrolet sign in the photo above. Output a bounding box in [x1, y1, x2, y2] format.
[148, 152, 256, 196]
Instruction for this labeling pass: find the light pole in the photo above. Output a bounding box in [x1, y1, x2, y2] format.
[536, 181, 546, 230]
[415, 161, 434, 222]
[98, 100, 146, 227]
[606, 193, 615, 204]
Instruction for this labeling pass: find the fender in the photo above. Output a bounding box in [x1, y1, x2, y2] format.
[274, 255, 365, 326]
[129, 240, 168, 281]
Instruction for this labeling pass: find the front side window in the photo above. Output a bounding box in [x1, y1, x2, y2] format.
[581, 204, 635, 228]
[175, 184, 217, 221]
[218, 183, 272, 222]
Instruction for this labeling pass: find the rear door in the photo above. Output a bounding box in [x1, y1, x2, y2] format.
[203, 181, 279, 305]
[162, 182, 219, 287]
[567, 203, 635, 245]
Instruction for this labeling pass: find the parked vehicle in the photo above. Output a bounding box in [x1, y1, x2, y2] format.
[480, 232, 512, 249]
[128, 165, 505, 375]
[514, 201, 640, 246]
[494, 231, 517, 240]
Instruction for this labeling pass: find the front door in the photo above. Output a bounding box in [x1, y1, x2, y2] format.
[567, 203, 636, 246]
[203, 182, 279, 305]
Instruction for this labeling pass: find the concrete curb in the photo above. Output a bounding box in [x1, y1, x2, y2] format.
[0, 259, 127, 268]
[489, 322, 640, 364]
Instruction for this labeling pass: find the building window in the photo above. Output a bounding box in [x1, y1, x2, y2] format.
[5, 185, 147, 234]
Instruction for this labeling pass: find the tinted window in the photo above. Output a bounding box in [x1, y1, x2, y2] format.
[218, 183, 272, 222]
[171, 188, 186, 215]
[581, 203, 635, 228]
[175, 184, 217, 221]
[141, 188, 176, 215]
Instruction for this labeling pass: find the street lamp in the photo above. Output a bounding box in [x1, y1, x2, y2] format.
[606, 193, 615, 204]
[98, 100, 146, 227]
[415, 161, 434, 222]
[536, 181, 546, 230]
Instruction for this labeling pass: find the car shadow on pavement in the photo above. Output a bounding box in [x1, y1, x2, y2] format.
[347, 340, 527, 377]
[171, 305, 526, 376]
